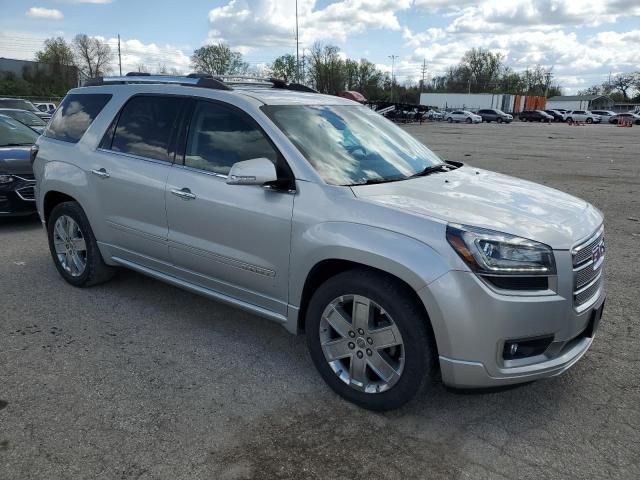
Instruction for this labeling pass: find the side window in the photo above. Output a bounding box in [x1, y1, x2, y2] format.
[184, 101, 278, 175]
[110, 95, 184, 162]
[44, 93, 111, 143]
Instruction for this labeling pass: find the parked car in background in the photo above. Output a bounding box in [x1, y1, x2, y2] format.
[0, 115, 38, 216]
[35, 102, 57, 115]
[519, 110, 554, 122]
[445, 110, 482, 123]
[425, 109, 444, 121]
[477, 109, 513, 123]
[544, 110, 565, 122]
[608, 113, 640, 125]
[591, 110, 616, 120]
[0, 108, 47, 134]
[563, 110, 601, 124]
[0, 98, 51, 121]
[33, 75, 606, 410]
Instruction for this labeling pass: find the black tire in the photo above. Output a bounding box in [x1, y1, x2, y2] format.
[47, 201, 115, 287]
[465, 118, 472, 124]
[586, 118, 593, 124]
[306, 269, 436, 411]
[447, 117, 453, 123]
[566, 117, 573, 124]
[520, 117, 527, 122]
[497, 118, 502, 124]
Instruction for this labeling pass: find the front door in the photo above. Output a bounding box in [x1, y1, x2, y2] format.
[166, 100, 294, 315]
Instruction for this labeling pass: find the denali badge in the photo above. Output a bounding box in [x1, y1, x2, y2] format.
[592, 240, 605, 270]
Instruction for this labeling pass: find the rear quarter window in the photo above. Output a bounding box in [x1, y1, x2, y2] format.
[44, 93, 112, 143]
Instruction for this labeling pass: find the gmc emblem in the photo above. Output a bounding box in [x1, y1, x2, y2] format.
[592, 240, 605, 270]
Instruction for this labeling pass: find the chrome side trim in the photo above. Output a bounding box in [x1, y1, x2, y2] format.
[110, 256, 287, 325]
[96, 148, 174, 166]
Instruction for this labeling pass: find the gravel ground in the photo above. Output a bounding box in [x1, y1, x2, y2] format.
[1, 121, 638, 479]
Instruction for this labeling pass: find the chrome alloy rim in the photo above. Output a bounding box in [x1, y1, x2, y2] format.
[320, 295, 405, 393]
[53, 215, 87, 277]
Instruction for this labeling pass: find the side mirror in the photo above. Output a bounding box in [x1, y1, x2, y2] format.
[226, 157, 278, 186]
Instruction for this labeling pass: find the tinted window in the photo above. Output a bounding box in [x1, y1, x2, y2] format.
[185, 101, 277, 175]
[45, 94, 111, 143]
[0, 99, 40, 112]
[111, 95, 183, 162]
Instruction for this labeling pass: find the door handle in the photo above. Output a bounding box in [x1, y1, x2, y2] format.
[171, 188, 196, 200]
[91, 168, 110, 178]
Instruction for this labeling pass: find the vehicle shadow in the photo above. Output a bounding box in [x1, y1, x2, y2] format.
[0, 214, 41, 232]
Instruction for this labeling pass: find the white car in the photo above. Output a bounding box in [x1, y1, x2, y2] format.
[425, 109, 444, 120]
[563, 110, 601, 124]
[445, 110, 482, 124]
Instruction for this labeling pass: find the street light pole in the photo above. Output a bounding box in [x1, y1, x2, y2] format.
[389, 54, 398, 102]
[295, 0, 300, 82]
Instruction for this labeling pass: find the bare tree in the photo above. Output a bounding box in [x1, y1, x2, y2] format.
[611, 73, 635, 100]
[73, 34, 113, 78]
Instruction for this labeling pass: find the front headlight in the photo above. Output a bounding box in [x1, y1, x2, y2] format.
[0, 174, 14, 184]
[446, 224, 556, 275]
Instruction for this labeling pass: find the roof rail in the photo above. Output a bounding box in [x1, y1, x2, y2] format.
[83, 73, 318, 93]
[84, 74, 232, 90]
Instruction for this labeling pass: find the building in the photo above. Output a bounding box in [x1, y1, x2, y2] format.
[419, 93, 546, 113]
[546, 95, 613, 111]
[0, 57, 78, 95]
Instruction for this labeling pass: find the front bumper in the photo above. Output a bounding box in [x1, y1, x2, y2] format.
[418, 268, 605, 388]
[0, 176, 37, 216]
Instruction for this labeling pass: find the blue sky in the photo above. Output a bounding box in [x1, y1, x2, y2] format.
[1, 1, 639, 93]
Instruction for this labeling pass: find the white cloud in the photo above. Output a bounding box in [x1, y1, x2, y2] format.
[26, 7, 64, 19]
[207, 0, 412, 51]
[103, 37, 192, 74]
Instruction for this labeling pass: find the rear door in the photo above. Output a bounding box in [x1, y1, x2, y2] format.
[165, 99, 295, 315]
[90, 94, 190, 266]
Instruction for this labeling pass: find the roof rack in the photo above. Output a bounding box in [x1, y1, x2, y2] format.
[84, 73, 318, 93]
[85, 74, 231, 90]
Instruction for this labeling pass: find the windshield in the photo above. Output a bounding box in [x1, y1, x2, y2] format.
[1, 110, 45, 127]
[0, 99, 40, 112]
[0, 116, 39, 146]
[262, 105, 443, 185]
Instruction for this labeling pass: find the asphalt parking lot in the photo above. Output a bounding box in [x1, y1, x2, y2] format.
[1, 121, 639, 479]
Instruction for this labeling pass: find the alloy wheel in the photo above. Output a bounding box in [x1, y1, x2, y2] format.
[319, 295, 405, 394]
[53, 215, 87, 277]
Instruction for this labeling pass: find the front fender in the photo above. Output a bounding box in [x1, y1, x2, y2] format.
[289, 221, 450, 309]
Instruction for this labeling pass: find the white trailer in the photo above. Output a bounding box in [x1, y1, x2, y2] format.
[419, 93, 507, 111]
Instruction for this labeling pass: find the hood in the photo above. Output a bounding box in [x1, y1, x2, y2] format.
[0, 146, 33, 175]
[351, 166, 603, 249]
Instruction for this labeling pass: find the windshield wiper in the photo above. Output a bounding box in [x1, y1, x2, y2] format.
[348, 175, 407, 186]
[409, 163, 453, 178]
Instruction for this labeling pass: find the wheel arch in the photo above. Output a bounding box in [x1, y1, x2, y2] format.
[295, 259, 437, 339]
[43, 190, 78, 225]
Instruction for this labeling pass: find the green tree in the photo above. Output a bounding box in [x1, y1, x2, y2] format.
[35, 37, 75, 67]
[191, 43, 249, 76]
[270, 54, 297, 81]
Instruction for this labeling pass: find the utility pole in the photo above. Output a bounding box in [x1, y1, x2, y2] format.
[544, 70, 552, 98]
[421, 58, 427, 92]
[301, 48, 306, 84]
[295, 0, 300, 82]
[388, 54, 398, 102]
[117, 34, 122, 76]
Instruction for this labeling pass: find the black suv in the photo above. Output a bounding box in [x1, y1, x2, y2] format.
[519, 110, 553, 122]
[544, 110, 564, 122]
[477, 109, 513, 123]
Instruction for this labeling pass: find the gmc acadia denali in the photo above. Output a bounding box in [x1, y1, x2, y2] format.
[33, 74, 606, 410]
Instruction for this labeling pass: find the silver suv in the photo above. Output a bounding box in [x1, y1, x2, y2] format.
[33, 75, 606, 410]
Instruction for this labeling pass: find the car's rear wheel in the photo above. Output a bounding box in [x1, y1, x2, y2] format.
[47, 201, 115, 287]
[447, 117, 453, 123]
[497, 117, 502, 123]
[306, 269, 435, 411]
[586, 118, 593, 124]
[520, 117, 527, 122]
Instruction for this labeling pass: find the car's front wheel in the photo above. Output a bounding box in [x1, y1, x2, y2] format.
[465, 117, 472, 124]
[47, 201, 115, 287]
[306, 269, 435, 411]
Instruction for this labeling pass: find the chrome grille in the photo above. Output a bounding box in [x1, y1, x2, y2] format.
[572, 226, 604, 309]
[16, 185, 35, 201]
